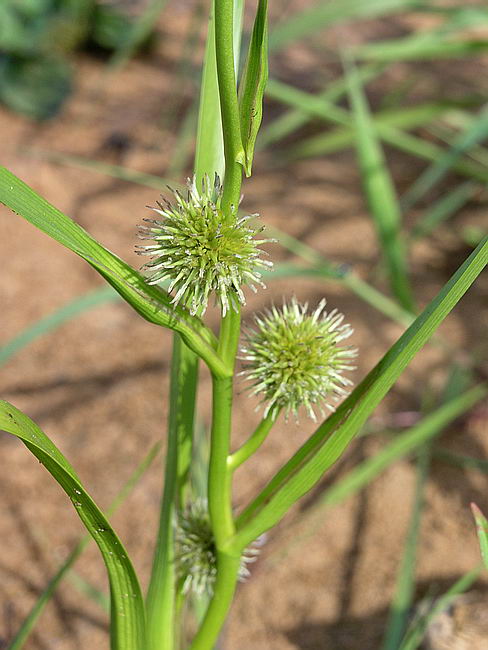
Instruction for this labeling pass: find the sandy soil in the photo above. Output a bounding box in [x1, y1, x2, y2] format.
[1, 1, 488, 648]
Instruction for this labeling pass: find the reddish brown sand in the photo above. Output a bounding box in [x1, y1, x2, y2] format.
[1, 2, 488, 648]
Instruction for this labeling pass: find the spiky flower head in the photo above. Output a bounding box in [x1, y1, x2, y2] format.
[136, 175, 272, 316]
[176, 499, 259, 596]
[240, 298, 358, 421]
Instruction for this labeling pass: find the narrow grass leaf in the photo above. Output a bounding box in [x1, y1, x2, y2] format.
[233, 236, 488, 549]
[402, 104, 488, 210]
[382, 446, 431, 650]
[471, 504, 488, 572]
[0, 402, 146, 650]
[238, 0, 268, 176]
[346, 59, 414, 311]
[434, 449, 488, 474]
[399, 567, 482, 650]
[271, 384, 486, 564]
[27, 149, 180, 192]
[0, 287, 118, 367]
[8, 441, 161, 650]
[269, 0, 422, 52]
[0, 168, 227, 377]
[410, 182, 476, 241]
[354, 37, 488, 62]
[288, 101, 466, 159]
[259, 64, 383, 148]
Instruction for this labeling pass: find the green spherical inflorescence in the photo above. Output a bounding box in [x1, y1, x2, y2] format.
[136, 175, 272, 315]
[176, 500, 260, 596]
[240, 298, 358, 421]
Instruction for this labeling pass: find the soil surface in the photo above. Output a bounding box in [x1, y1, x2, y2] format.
[1, 1, 488, 649]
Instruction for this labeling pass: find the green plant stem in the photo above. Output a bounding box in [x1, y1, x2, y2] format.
[208, 375, 236, 547]
[188, 551, 242, 650]
[190, 2, 246, 647]
[146, 338, 197, 650]
[228, 411, 279, 471]
[214, 0, 244, 213]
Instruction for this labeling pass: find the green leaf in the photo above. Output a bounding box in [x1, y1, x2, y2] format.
[346, 58, 414, 311]
[410, 182, 476, 241]
[0, 401, 146, 650]
[0, 167, 229, 378]
[8, 442, 160, 650]
[268, 0, 423, 52]
[382, 446, 430, 650]
[0, 286, 118, 367]
[194, 0, 244, 183]
[399, 567, 482, 650]
[354, 36, 488, 62]
[232, 236, 488, 550]
[238, 0, 268, 176]
[471, 503, 488, 572]
[402, 104, 488, 210]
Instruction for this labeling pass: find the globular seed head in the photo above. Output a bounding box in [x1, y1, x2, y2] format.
[240, 297, 358, 421]
[175, 499, 260, 596]
[136, 175, 272, 316]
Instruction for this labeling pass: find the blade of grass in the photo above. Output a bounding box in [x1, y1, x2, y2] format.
[0, 402, 146, 650]
[354, 37, 488, 62]
[471, 504, 488, 572]
[8, 441, 160, 650]
[268, 0, 423, 52]
[287, 101, 469, 159]
[382, 445, 431, 650]
[232, 236, 488, 550]
[264, 80, 488, 184]
[410, 182, 477, 241]
[25, 149, 180, 192]
[259, 64, 383, 148]
[0, 287, 118, 367]
[434, 449, 488, 474]
[401, 104, 488, 210]
[346, 58, 414, 311]
[269, 384, 486, 564]
[399, 566, 482, 650]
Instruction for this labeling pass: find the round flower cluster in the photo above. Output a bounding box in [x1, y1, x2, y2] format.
[240, 298, 358, 421]
[137, 175, 271, 315]
[176, 499, 259, 596]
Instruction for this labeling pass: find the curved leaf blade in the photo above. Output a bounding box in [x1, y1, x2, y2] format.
[238, 0, 268, 176]
[233, 236, 488, 549]
[0, 401, 146, 650]
[0, 167, 229, 377]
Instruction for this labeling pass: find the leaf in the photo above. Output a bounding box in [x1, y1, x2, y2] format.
[8, 442, 161, 650]
[402, 104, 488, 210]
[471, 503, 488, 572]
[0, 167, 229, 378]
[238, 0, 268, 176]
[399, 567, 482, 649]
[268, 0, 422, 52]
[346, 57, 414, 311]
[232, 236, 488, 550]
[0, 401, 146, 650]
[0, 286, 118, 367]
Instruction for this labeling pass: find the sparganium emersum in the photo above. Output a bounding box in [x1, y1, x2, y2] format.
[241, 298, 358, 420]
[137, 175, 272, 315]
[176, 500, 259, 596]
